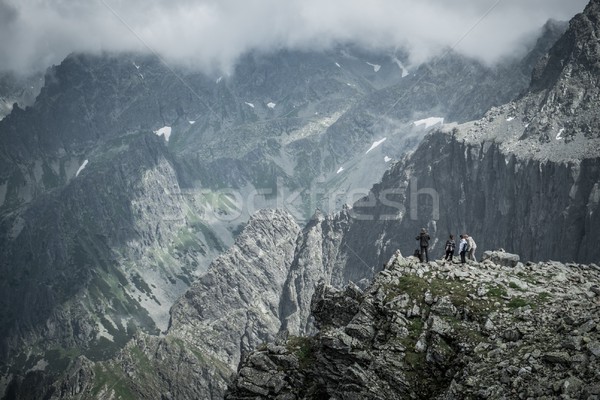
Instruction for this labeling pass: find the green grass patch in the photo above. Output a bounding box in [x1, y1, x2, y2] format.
[287, 336, 316, 370]
[508, 282, 520, 290]
[91, 364, 135, 399]
[44, 347, 80, 373]
[388, 275, 492, 314]
[129, 346, 152, 374]
[487, 285, 508, 298]
[507, 297, 529, 309]
[536, 292, 552, 303]
[404, 351, 426, 369]
[516, 272, 539, 284]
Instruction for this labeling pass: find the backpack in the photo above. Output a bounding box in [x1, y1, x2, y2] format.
[464, 240, 470, 252]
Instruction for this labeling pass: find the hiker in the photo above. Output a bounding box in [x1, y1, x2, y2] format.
[466, 234, 477, 262]
[443, 234, 456, 261]
[458, 234, 468, 264]
[415, 228, 430, 263]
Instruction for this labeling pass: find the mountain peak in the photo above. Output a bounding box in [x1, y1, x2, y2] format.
[452, 0, 600, 161]
[530, 0, 600, 92]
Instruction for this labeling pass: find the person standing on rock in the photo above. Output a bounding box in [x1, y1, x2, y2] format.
[458, 234, 468, 264]
[466, 234, 477, 262]
[443, 234, 456, 262]
[415, 228, 430, 263]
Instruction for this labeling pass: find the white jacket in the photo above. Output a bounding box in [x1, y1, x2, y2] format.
[467, 236, 476, 250]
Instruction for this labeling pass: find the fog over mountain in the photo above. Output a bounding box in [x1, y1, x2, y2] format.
[2, 0, 600, 398]
[0, 0, 588, 74]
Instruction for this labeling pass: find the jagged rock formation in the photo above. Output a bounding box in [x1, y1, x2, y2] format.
[226, 4, 600, 396]
[0, 32, 565, 398]
[0, 132, 232, 397]
[0, 3, 586, 398]
[0, 71, 44, 120]
[0, 47, 407, 396]
[3, 209, 300, 399]
[168, 209, 301, 371]
[226, 253, 600, 399]
[322, 0, 600, 266]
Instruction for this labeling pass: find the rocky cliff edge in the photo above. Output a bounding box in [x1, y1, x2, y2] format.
[226, 251, 600, 399]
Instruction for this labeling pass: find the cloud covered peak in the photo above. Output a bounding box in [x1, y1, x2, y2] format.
[0, 0, 589, 75]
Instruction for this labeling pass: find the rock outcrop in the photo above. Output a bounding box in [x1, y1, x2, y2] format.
[27, 209, 301, 400]
[168, 209, 302, 371]
[226, 253, 600, 399]
[0, 4, 589, 399]
[324, 0, 600, 265]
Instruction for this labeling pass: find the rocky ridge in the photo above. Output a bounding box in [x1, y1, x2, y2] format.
[456, 0, 600, 162]
[0, 35, 566, 397]
[0, 71, 44, 121]
[10, 209, 301, 400]
[323, 0, 600, 265]
[0, 9, 583, 400]
[226, 251, 600, 399]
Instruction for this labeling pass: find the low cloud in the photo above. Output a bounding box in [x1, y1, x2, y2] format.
[0, 0, 589, 75]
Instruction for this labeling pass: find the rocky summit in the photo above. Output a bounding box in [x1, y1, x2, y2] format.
[226, 251, 600, 399]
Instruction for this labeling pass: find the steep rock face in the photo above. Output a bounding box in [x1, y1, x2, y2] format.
[45, 334, 232, 400]
[224, 5, 600, 398]
[278, 209, 359, 336]
[347, 125, 600, 264]
[524, 0, 600, 147]
[226, 254, 600, 399]
[37, 209, 302, 400]
[0, 49, 409, 215]
[0, 33, 563, 218]
[0, 17, 577, 399]
[0, 71, 44, 121]
[0, 132, 229, 395]
[331, 0, 600, 265]
[0, 47, 404, 397]
[169, 209, 301, 369]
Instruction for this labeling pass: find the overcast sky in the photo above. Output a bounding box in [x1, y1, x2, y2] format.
[0, 0, 590, 75]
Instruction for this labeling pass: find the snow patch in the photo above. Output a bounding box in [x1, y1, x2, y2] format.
[392, 57, 409, 77]
[413, 117, 444, 129]
[384, 156, 392, 163]
[28, 359, 49, 372]
[556, 128, 565, 140]
[267, 102, 276, 109]
[133, 62, 140, 70]
[335, 62, 341, 68]
[245, 102, 255, 108]
[336, 167, 344, 174]
[97, 326, 114, 342]
[216, 76, 223, 84]
[97, 315, 117, 342]
[366, 137, 387, 154]
[188, 120, 196, 125]
[154, 126, 172, 142]
[366, 62, 381, 72]
[75, 160, 89, 177]
[506, 116, 515, 122]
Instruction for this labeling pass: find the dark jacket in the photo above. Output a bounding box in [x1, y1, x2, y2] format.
[416, 233, 430, 247]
